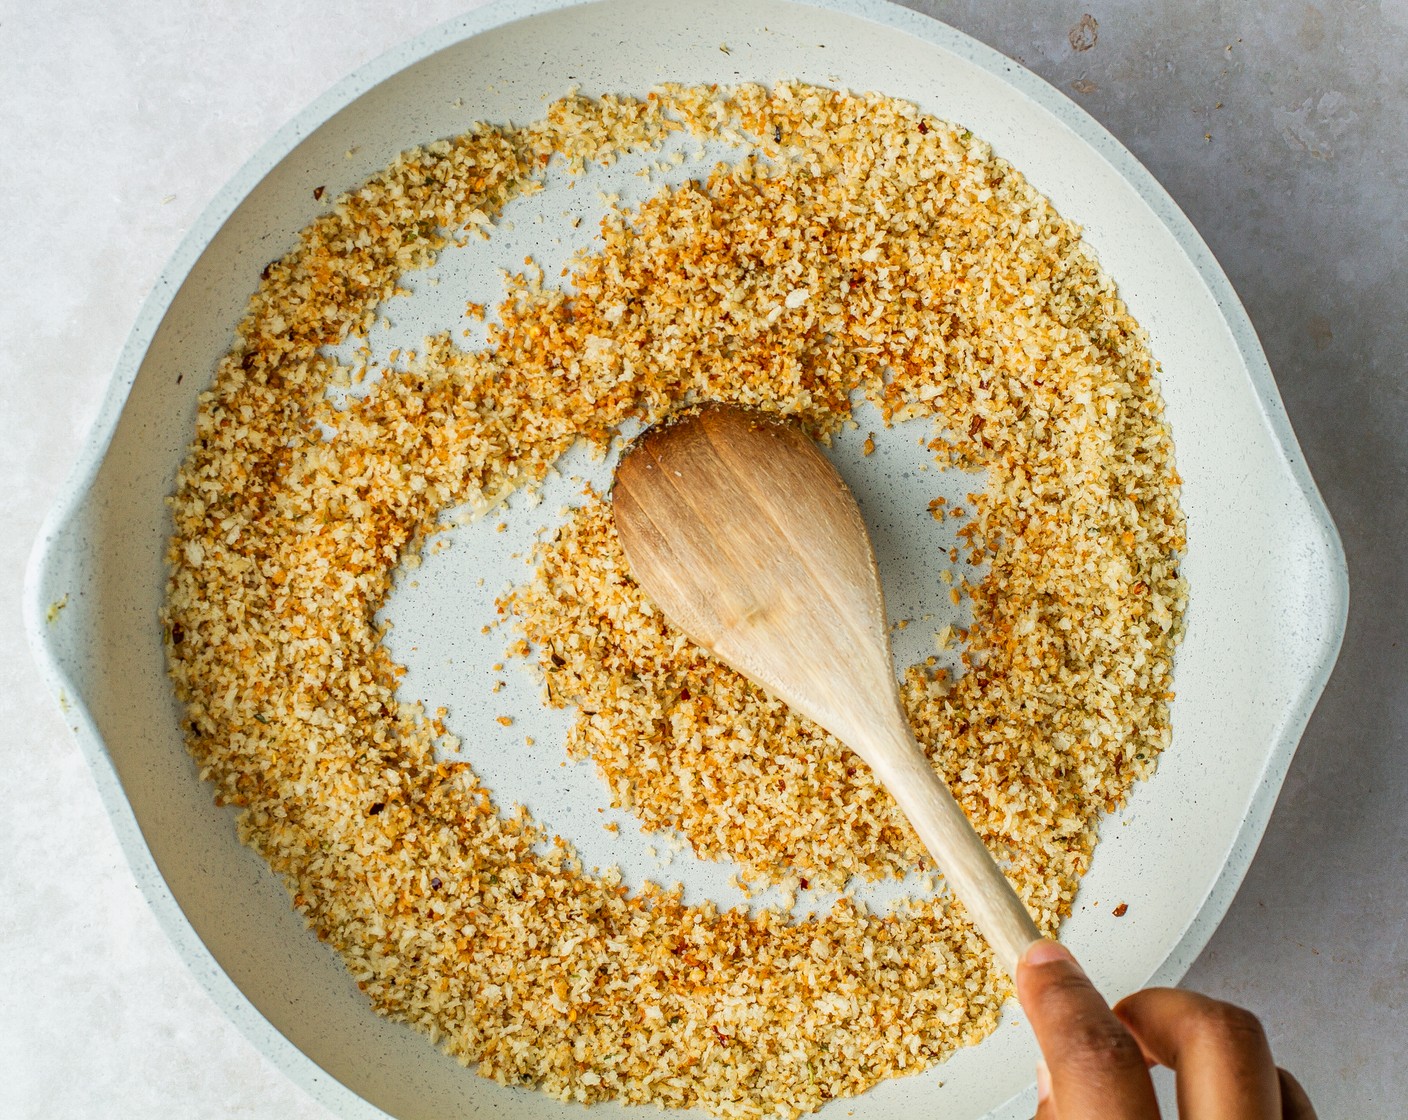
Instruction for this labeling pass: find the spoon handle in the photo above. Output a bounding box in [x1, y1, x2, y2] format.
[864, 727, 1043, 978]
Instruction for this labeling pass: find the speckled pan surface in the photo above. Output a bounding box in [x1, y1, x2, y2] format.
[22, 1, 1347, 1118]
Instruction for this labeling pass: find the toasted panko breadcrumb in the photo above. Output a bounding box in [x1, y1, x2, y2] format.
[164, 82, 1185, 1118]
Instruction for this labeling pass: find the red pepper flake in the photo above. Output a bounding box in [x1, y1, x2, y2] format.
[369, 801, 386, 816]
[313, 185, 326, 201]
[918, 120, 929, 134]
[1113, 902, 1129, 917]
[799, 878, 810, 890]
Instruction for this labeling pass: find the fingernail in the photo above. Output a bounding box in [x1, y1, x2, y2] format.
[1021, 939, 1075, 968]
[1036, 1059, 1051, 1103]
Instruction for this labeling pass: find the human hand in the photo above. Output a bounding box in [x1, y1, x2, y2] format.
[1015, 940, 1317, 1119]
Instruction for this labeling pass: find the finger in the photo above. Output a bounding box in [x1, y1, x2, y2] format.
[1017, 941, 1159, 1119]
[1114, 988, 1280, 1120]
[1277, 1068, 1318, 1120]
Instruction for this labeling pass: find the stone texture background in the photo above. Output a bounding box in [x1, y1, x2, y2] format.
[2, 1, 1403, 1115]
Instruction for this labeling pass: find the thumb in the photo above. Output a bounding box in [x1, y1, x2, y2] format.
[1016, 941, 1158, 1119]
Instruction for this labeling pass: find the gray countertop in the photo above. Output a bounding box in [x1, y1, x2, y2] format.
[2, 1, 1403, 1115]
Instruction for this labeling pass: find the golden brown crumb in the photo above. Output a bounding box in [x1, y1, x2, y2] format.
[163, 81, 1185, 1119]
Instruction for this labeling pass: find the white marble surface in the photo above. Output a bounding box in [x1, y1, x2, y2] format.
[2, 1, 1404, 1116]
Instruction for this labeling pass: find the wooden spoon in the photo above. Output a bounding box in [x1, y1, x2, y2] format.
[611, 403, 1042, 977]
